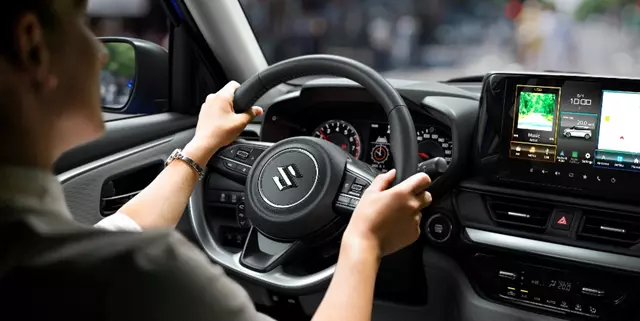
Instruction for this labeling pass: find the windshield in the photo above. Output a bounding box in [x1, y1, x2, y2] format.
[241, 0, 640, 81]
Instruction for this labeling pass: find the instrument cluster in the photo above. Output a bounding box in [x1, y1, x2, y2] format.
[312, 119, 453, 172]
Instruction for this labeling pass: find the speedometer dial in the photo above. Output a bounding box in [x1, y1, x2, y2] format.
[417, 126, 453, 163]
[313, 120, 362, 158]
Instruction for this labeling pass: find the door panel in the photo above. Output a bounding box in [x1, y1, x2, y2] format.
[59, 128, 195, 225]
[54, 113, 197, 174]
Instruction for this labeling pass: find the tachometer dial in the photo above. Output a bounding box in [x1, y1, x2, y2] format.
[313, 120, 362, 158]
[416, 127, 453, 163]
[370, 144, 390, 164]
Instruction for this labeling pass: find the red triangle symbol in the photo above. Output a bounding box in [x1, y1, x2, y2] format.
[557, 216, 568, 225]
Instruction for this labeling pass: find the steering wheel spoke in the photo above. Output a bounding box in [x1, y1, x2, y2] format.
[334, 159, 377, 215]
[210, 139, 273, 184]
[240, 227, 304, 272]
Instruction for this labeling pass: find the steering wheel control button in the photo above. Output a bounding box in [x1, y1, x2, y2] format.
[426, 213, 452, 243]
[236, 150, 250, 160]
[234, 164, 251, 175]
[219, 192, 228, 203]
[551, 211, 574, 230]
[220, 146, 238, 159]
[258, 149, 319, 208]
[337, 194, 350, 205]
[340, 174, 356, 193]
[223, 160, 236, 170]
[248, 148, 265, 164]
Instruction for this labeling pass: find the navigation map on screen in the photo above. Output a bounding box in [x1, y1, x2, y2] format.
[597, 90, 640, 155]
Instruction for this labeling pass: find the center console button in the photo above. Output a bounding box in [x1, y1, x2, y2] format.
[551, 211, 574, 230]
[426, 214, 453, 243]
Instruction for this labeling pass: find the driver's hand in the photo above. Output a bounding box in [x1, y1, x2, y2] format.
[185, 81, 263, 164]
[342, 169, 432, 258]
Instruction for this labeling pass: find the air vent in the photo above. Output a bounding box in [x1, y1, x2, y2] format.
[578, 212, 640, 246]
[486, 199, 552, 231]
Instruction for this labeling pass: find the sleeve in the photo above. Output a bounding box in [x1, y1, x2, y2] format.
[93, 212, 142, 232]
[104, 231, 276, 321]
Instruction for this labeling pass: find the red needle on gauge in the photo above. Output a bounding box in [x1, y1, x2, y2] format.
[319, 130, 327, 140]
[418, 152, 429, 160]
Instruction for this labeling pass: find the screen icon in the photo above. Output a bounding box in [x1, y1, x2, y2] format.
[572, 151, 578, 158]
[582, 174, 588, 180]
[545, 148, 550, 155]
[529, 146, 536, 153]
[516, 145, 521, 152]
[568, 173, 574, 178]
[635, 158, 639, 164]
[585, 153, 591, 159]
[597, 176, 601, 182]
[559, 150, 565, 157]
[555, 171, 561, 176]
[601, 154, 606, 160]
[616, 155, 624, 162]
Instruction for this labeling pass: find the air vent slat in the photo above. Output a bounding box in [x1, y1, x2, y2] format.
[578, 212, 640, 247]
[486, 199, 552, 231]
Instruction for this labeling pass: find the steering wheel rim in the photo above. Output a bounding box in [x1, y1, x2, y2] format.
[234, 54, 417, 185]
[189, 54, 418, 293]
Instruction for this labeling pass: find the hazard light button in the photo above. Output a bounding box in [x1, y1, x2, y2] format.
[551, 211, 574, 230]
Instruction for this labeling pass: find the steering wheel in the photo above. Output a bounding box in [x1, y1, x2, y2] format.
[189, 55, 418, 293]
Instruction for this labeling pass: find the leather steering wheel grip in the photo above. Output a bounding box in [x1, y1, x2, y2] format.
[232, 54, 418, 184]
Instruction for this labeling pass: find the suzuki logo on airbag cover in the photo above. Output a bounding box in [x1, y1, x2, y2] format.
[273, 164, 303, 191]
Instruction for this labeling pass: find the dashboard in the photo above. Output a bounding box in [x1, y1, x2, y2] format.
[200, 76, 640, 321]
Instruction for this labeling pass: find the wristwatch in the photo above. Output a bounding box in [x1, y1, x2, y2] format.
[166, 149, 206, 180]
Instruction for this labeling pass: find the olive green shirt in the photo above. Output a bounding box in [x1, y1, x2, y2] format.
[0, 166, 273, 321]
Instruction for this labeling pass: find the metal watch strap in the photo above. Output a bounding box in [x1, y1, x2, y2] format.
[166, 149, 206, 180]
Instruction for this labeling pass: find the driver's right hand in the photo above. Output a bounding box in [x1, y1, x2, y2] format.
[342, 169, 432, 258]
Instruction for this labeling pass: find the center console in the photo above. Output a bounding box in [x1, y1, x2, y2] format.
[480, 72, 640, 199]
[450, 72, 640, 320]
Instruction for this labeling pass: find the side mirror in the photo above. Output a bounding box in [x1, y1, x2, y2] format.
[99, 37, 168, 114]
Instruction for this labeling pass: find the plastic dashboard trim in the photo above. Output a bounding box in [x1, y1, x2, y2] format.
[466, 228, 640, 273]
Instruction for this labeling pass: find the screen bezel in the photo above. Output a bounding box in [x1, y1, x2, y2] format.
[492, 72, 640, 199]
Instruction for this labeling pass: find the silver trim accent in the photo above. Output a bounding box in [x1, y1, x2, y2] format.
[101, 190, 141, 201]
[58, 137, 172, 183]
[600, 226, 625, 233]
[272, 176, 285, 191]
[188, 179, 335, 291]
[287, 165, 297, 177]
[466, 228, 640, 273]
[507, 211, 530, 218]
[276, 167, 293, 187]
[498, 270, 517, 280]
[258, 149, 319, 209]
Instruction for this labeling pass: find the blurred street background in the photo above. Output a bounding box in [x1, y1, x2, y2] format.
[90, 0, 640, 81]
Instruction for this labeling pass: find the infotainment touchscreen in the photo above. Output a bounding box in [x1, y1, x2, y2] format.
[489, 72, 640, 195]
